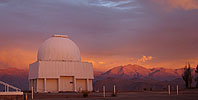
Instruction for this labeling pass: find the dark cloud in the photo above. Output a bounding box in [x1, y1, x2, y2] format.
[0, 0, 198, 69]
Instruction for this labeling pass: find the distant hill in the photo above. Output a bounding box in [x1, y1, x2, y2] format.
[99, 64, 195, 81]
[0, 64, 196, 91]
[94, 64, 196, 91]
[101, 64, 150, 79]
[0, 67, 28, 91]
[149, 67, 185, 81]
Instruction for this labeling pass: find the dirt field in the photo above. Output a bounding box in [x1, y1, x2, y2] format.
[28, 89, 198, 100]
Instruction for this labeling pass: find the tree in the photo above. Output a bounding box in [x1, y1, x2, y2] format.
[182, 63, 193, 88]
[195, 65, 198, 88]
[182, 65, 188, 88]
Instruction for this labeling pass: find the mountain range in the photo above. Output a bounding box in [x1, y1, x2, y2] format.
[94, 64, 196, 91]
[0, 64, 196, 91]
[98, 64, 193, 81]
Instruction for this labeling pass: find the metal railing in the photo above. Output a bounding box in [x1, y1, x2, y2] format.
[0, 81, 21, 92]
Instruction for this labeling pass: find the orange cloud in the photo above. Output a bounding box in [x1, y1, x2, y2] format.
[82, 55, 197, 71]
[153, 0, 198, 10]
[137, 56, 153, 63]
[82, 55, 137, 71]
[0, 48, 36, 69]
[0, 48, 196, 72]
[146, 58, 198, 69]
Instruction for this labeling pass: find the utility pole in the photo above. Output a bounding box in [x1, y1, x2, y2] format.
[176, 85, 179, 95]
[168, 85, 171, 95]
[113, 85, 116, 95]
[103, 86, 106, 97]
[31, 86, 34, 99]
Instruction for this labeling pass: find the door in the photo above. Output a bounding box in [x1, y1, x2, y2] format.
[60, 76, 74, 91]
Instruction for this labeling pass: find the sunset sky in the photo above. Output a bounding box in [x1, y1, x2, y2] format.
[0, 0, 198, 71]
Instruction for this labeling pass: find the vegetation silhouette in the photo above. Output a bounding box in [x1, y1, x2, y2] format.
[182, 63, 193, 88]
[195, 65, 198, 88]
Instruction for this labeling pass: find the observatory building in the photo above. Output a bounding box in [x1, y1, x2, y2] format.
[29, 35, 94, 92]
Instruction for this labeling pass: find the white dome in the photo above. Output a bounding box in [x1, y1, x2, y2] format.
[37, 35, 81, 62]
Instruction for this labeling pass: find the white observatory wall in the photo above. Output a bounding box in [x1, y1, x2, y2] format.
[89, 79, 93, 91]
[29, 62, 39, 79]
[37, 61, 94, 79]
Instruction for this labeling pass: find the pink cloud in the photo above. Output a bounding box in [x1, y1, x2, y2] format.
[0, 48, 36, 69]
[153, 0, 198, 10]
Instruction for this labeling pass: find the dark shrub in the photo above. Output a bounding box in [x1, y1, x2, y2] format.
[82, 91, 89, 98]
[111, 93, 117, 97]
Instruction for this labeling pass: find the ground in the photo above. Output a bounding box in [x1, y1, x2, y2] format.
[27, 89, 198, 100]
